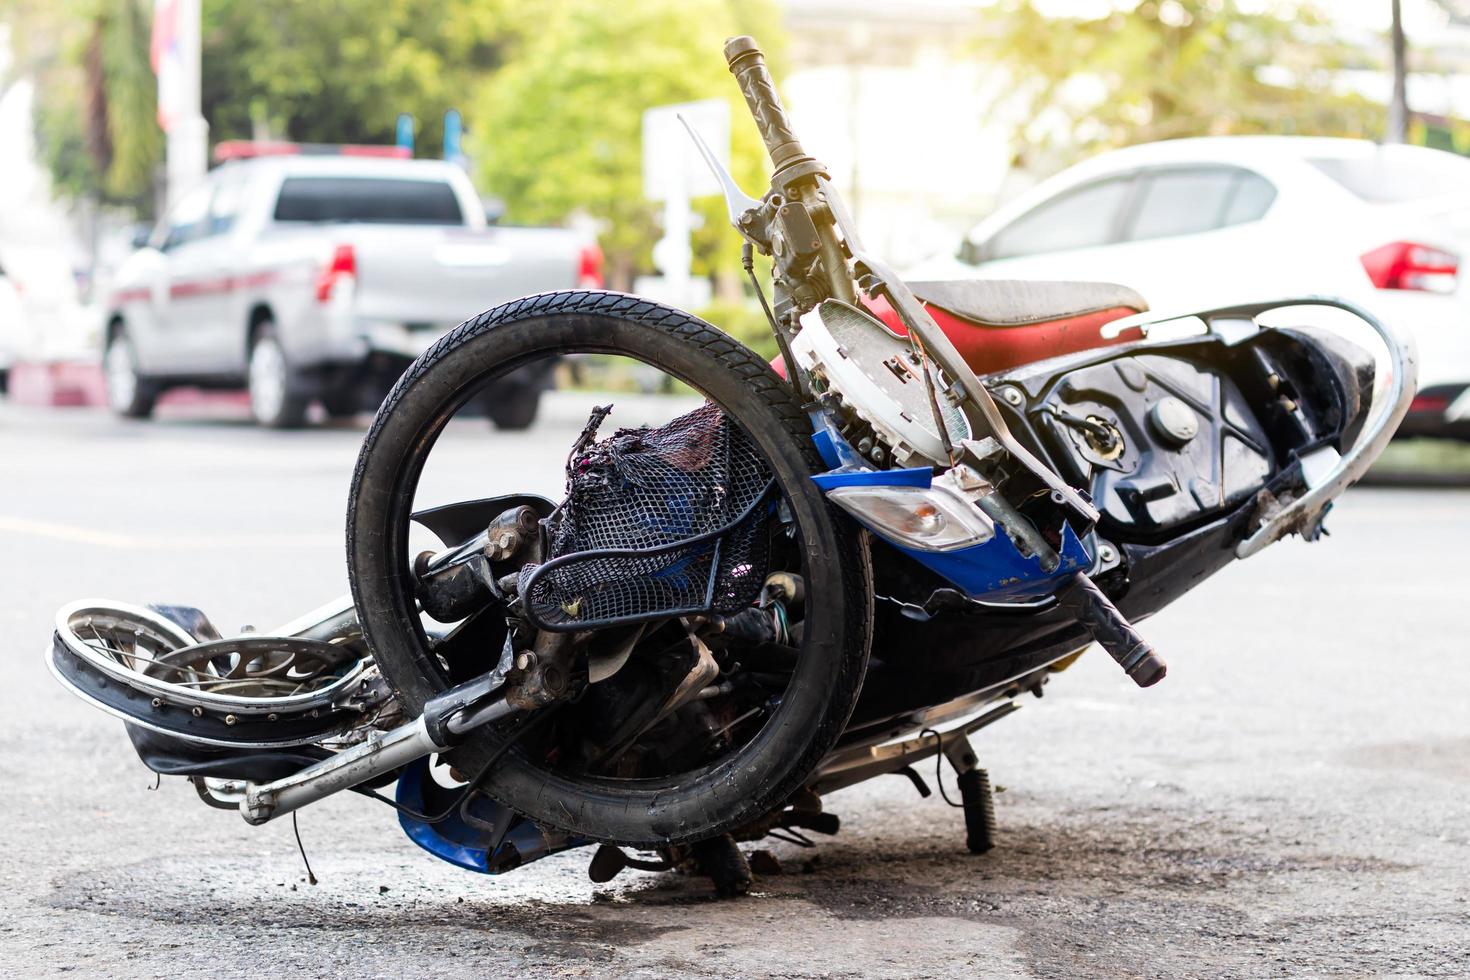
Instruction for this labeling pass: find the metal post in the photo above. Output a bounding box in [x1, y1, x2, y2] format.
[1388, 0, 1408, 144]
[658, 187, 693, 308]
[159, 0, 209, 208]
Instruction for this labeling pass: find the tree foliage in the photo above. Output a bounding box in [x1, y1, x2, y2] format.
[5, 0, 161, 208]
[199, 0, 531, 154]
[3, 0, 535, 213]
[7, 0, 785, 283]
[471, 0, 785, 285]
[980, 0, 1387, 170]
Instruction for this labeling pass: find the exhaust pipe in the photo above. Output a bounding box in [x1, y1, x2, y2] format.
[240, 667, 519, 825]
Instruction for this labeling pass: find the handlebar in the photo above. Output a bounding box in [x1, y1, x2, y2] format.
[723, 35, 808, 172]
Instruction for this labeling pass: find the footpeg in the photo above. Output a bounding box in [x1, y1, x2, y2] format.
[1059, 572, 1167, 687]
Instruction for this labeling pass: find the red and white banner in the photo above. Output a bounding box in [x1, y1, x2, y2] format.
[150, 0, 184, 132]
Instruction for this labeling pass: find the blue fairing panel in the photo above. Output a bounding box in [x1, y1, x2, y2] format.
[396, 758, 587, 874]
[809, 455, 1092, 601]
[810, 467, 933, 492]
[891, 521, 1092, 601]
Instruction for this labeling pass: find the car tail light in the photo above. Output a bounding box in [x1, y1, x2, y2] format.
[315, 244, 357, 303]
[1360, 241, 1459, 293]
[1410, 393, 1451, 413]
[577, 242, 604, 289]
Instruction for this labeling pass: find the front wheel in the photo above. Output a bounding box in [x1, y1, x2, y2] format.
[103, 329, 158, 419]
[347, 291, 872, 847]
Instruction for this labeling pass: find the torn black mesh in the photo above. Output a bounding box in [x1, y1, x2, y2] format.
[524, 402, 776, 630]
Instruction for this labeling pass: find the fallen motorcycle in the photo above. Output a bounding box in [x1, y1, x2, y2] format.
[50, 36, 1415, 896]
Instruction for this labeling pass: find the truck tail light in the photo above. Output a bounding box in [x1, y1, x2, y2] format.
[577, 242, 604, 289]
[1360, 241, 1459, 293]
[315, 244, 357, 303]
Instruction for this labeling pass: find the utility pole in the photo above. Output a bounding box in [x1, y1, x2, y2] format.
[153, 0, 209, 208]
[1388, 0, 1409, 143]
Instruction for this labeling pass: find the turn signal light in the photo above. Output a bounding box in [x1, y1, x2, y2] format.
[826, 485, 994, 552]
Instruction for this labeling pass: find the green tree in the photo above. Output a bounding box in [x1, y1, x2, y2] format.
[5, 0, 161, 208]
[472, 0, 785, 288]
[200, 0, 532, 154]
[3, 0, 533, 214]
[980, 0, 1386, 170]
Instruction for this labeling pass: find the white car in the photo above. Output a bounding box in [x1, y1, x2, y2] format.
[105, 145, 599, 428]
[0, 258, 21, 392]
[909, 136, 1470, 440]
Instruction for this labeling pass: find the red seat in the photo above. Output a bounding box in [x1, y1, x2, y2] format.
[871, 279, 1148, 377]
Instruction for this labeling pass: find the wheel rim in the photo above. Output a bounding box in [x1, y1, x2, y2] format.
[249, 335, 288, 422]
[104, 337, 137, 412]
[49, 599, 373, 747]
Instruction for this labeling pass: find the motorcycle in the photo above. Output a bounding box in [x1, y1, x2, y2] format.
[49, 36, 1415, 896]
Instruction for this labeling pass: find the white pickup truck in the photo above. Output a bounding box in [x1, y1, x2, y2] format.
[103, 148, 600, 427]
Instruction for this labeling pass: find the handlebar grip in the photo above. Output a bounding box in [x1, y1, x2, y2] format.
[1059, 573, 1168, 688]
[723, 35, 807, 172]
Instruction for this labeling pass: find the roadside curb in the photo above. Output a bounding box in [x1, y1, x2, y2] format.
[5, 361, 106, 407]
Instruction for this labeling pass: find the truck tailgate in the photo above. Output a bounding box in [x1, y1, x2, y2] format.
[345, 225, 584, 326]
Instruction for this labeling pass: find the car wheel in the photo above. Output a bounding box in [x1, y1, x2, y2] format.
[248, 322, 308, 429]
[103, 329, 159, 419]
[486, 387, 541, 430]
[321, 386, 362, 420]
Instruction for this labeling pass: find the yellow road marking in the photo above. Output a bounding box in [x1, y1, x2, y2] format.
[0, 515, 339, 550]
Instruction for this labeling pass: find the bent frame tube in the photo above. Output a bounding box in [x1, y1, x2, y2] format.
[1206, 297, 1416, 559]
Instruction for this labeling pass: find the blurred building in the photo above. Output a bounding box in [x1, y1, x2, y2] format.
[0, 27, 98, 363]
[781, 0, 1000, 267]
[778, 0, 1470, 269]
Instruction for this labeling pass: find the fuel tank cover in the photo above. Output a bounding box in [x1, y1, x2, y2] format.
[1030, 353, 1273, 534]
[1149, 397, 1199, 446]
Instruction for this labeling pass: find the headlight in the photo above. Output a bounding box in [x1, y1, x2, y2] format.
[826, 484, 994, 552]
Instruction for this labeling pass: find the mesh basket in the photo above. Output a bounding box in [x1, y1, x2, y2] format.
[523, 402, 776, 631]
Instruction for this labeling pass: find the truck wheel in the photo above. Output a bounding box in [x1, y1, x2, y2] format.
[103, 328, 159, 419]
[321, 386, 362, 420]
[486, 388, 541, 430]
[248, 322, 309, 429]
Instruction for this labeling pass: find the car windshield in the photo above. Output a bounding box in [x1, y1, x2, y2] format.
[273, 176, 464, 224]
[1308, 149, 1470, 204]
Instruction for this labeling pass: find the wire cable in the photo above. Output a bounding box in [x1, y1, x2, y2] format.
[743, 242, 807, 402]
[292, 811, 319, 885]
[919, 727, 964, 809]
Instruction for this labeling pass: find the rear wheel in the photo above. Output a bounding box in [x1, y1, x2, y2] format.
[347, 291, 872, 847]
[103, 328, 158, 419]
[248, 322, 308, 428]
[321, 385, 362, 419]
[485, 386, 541, 430]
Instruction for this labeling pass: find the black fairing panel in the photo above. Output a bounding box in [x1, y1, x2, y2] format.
[1033, 353, 1273, 536]
[847, 323, 1375, 727]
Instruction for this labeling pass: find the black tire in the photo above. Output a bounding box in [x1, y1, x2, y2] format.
[321, 385, 362, 419]
[103, 328, 159, 419]
[347, 290, 872, 848]
[486, 387, 541, 430]
[247, 321, 309, 429]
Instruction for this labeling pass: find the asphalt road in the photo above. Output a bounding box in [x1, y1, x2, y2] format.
[1, 397, 1466, 979]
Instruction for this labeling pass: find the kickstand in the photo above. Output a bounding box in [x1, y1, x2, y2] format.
[941, 732, 997, 855]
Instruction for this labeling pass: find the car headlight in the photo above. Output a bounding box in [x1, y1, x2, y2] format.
[825, 484, 994, 552]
